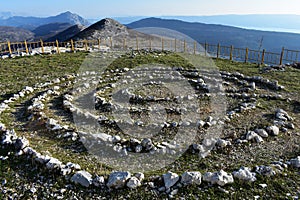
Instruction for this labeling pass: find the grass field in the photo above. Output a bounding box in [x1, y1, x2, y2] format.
[0, 51, 299, 199]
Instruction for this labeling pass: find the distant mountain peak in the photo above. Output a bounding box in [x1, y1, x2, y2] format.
[71, 18, 128, 40]
[0, 11, 90, 30]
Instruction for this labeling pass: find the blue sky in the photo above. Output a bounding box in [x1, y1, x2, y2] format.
[1, 0, 300, 18]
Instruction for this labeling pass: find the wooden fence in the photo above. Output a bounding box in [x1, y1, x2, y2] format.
[1, 37, 300, 65]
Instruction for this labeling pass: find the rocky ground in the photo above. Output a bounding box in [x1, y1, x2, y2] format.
[0, 50, 299, 199]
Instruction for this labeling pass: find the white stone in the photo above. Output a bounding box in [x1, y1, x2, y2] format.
[266, 126, 280, 136]
[66, 162, 81, 170]
[126, 177, 142, 189]
[24, 86, 34, 93]
[134, 172, 145, 181]
[141, 138, 153, 151]
[203, 170, 234, 186]
[107, 171, 131, 189]
[289, 156, 300, 168]
[254, 135, 264, 143]
[276, 109, 293, 121]
[245, 131, 263, 143]
[163, 172, 180, 189]
[1, 130, 17, 145]
[93, 175, 105, 187]
[46, 157, 63, 170]
[255, 129, 269, 138]
[94, 133, 113, 142]
[180, 171, 202, 186]
[259, 184, 268, 188]
[216, 139, 231, 148]
[71, 171, 93, 187]
[0, 123, 6, 132]
[35, 154, 51, 164]
[255, 166, 276, 176]
[14, 137, 29, 150]
[135, 145, 143, 153]
[232, 167, 256, 182]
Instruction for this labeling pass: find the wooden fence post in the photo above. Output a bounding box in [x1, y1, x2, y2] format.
[204, 42, 207, 56]
[245, 48, 249, 63]
[40, 39, 44, 54]
[97, 38, 101, 49]
[70, 39, 75, 52]
[174, 39, 177, 52]
[136, 36, 139, 51]
[24, 40, 29, 54]
[161, 37, 164, 51]
[261, 49, 266, 64]
[279, 47, 285, 65]
[230, 45, 234, 61]
[123, 38, 126, 49]
[184, 40, 186, 53]
[7, 41, 12, 54]
[217, 43, 220, 59]
[84, 40, 88, 51]
[55, 40, 60, 54]
[110, 37, 113, 49]
[149, 37, 152, 50]
[194, 41, 196, 55]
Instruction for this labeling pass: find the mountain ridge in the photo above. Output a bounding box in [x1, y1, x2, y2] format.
[0, 11, 90, 30]
[127, 17, 300, 52]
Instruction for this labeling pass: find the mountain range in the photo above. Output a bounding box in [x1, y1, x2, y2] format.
[0, 11, 89, 30]
[127, 18, 300, 53]
[1, 12, 300, 53]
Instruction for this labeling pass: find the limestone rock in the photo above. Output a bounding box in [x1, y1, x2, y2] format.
[203, 170, 234, 186]
[216, 139, 231, 148]
[163, 172, 180, 189]
[266, 126, 279, 136]
[107, 171, 131, 189]
[289, 156, 300, 168]
[141, 138, 154, 151]
[1, 130, 17, 145]
[180, 171, 202, 186]
[14, 137, 29, 150]
[275, 109, 293, 121]
[134, 172, 145, 181]
[46, 157, 63, 170]
[0, 123, 6, 132]
[255, 165, 276, 176]
[71, 171, 93, 187]
[126, 177, 142, 189]
[255, 129, 269, 138]
[232, 167, 256, 182]
[93, 175, 105, 187]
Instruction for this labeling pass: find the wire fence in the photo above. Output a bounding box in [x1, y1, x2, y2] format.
[1, 37, 299, 65]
